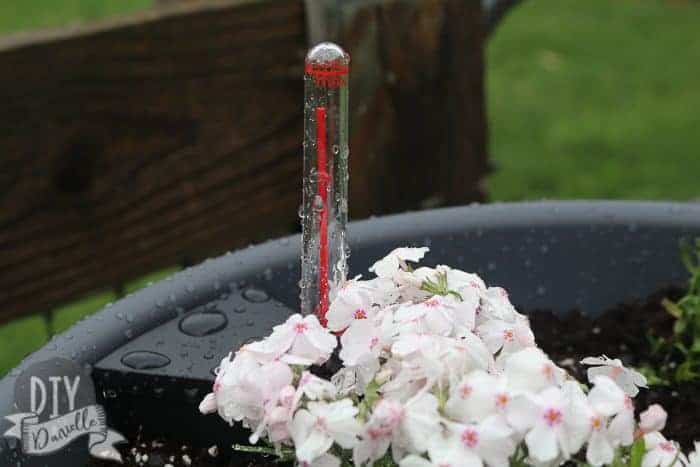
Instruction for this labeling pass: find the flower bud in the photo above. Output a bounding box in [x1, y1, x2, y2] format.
[639, 404, 667, 433]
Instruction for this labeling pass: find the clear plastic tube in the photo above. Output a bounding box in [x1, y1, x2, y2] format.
[300, 42, 350, 324]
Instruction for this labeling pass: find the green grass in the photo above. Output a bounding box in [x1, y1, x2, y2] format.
[2, 0, 700, 376]
[486, 0, 700, 201]
[0, 0, 152, 35]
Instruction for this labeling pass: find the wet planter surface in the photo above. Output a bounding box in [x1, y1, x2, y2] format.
[2, 201, 700, 466]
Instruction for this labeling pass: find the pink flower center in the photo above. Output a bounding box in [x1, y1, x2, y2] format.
[495, 393, 509, 409]
[543, 407, 563, 427]
[370, 337, 380, 349]
[314, 416, 327, 431]
[425, 298, 441, 308]
[461, 428, 479, 448]
[660, 442, 676, 453]
[610, 366, 623, 377]
[294, 322, 308, 334]
[354, 309, 368, 319]
[459, 384, 473, 399]
[503, 329, 514, 342]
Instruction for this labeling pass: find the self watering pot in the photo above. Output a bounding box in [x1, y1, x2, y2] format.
[1, 201, 699, 466]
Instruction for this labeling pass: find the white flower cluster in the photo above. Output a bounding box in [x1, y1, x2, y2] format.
[200, 247, 698, 467]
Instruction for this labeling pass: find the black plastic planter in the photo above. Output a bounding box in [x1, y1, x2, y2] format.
[2, 201, 700, 465]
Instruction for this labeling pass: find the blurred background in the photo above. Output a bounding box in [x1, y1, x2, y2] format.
[1, 0, 699, 376]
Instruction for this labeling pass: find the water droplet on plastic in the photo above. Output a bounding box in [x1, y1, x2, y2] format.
[242, 288, 269, 303]
[121, 351, 171, 370]
[204, 351, 215, 360]
[234, 305, 246, 314]
[179, 309, 228, 337]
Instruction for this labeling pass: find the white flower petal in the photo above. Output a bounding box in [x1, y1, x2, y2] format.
[525, 423, 559, 462]
[588, 376, 626, 416]
[586, 430, 615, 467]
[198, 393, 217, 414]
[400, 455, 434, 467]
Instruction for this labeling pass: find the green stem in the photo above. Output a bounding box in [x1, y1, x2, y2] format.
[232, 444, 295, 461]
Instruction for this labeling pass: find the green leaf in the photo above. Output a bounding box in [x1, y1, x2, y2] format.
[680, 238, 698, 274]
[448, 290, 464, 301]
[675, 360, 699, 382]
[359, 379, 381, 421]
[630, 438, 646, 467]
[673, 342, 689, 355]
[373, 452, 399, 467]
[662, 298, 684, 319]
[611, 448, 625, 467]
[637, 365, 670, 386]
[673, 319, 687, 335]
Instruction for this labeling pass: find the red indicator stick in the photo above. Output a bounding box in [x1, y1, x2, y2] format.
[300, 43, 350, 326]
[316, 106, 329, 319]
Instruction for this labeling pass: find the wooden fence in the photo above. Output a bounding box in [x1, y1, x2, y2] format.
[0, 0, 488, 324]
